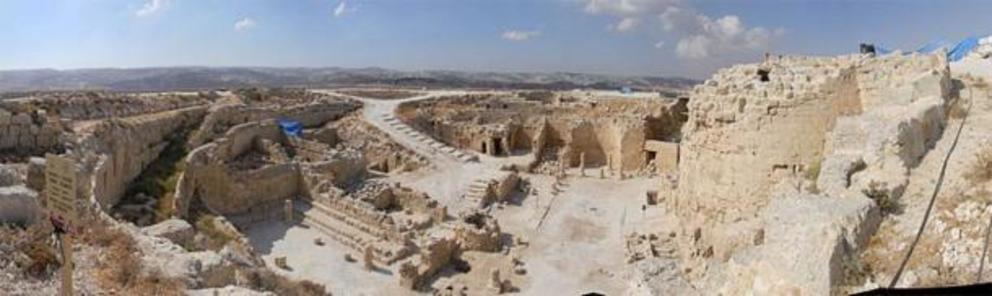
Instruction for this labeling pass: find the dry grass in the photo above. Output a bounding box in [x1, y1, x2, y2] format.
[948, 98, 969, 119]
[862, 181, 902, 215]
[0, 223, 58, 279]
[195, 215, 237, 251]
[79, 216, 185, 295]
[243, 268, 329, 296]
[966, 143, 992, 184]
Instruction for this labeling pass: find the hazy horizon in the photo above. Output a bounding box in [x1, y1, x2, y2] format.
[3, 0, 992, 79]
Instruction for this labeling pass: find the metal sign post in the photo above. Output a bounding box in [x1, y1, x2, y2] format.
[45, 154, 78, 296]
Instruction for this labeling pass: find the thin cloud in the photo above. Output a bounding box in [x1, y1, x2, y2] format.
[333, 1, 349, 18]
[612, 17, 639, 32]
[136, 0, 170, 17]
[502, 30, 541, 42]
[234, 18, 256, 31]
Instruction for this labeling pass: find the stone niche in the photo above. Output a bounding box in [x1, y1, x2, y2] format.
[397, 93, 686, 174]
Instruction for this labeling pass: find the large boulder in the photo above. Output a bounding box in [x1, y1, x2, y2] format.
[718, 193, 880, 295]
[0, 165, 20, 187]
[141, 218, 196, 247]
[0, 186, 41, 226]
[129, 224, 237, 289]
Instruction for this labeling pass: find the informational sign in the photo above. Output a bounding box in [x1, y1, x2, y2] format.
[45, 154, 78, 230]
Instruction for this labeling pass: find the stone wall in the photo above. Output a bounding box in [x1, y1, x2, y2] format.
[187, 98, 359, 149]
[1, 92, 215, 121]
[175, 121, 302, 217]
[675, 55, 862, 222]
[83, 106, 208, 209]
[398, 94, 683, 174]
[670, 53, 952, 294]
[0, 108, 62, 152]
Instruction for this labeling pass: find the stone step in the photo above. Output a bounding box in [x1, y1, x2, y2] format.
[295, 201, 407, 265]
[297, 205, 376, 250]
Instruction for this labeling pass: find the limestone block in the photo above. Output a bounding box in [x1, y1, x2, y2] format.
[0, 165, 20, 186]
[11, 113, 30, 125]
[0, 185, 41, 226]
[142, 218, 196, 247]
[7, 125, 23, 137]
[17, 134, 34, 148]
[816, 154, 866, 197]
[0, 135, 14, 150]
[26, 157, 46, 191]
[719, 194, 880, 295]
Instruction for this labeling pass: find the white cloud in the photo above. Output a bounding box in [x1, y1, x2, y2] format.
[581, 0, 782, 59]
[662, 11, 781, 59]
[502, 30, 541, 42]
[612, 17, 639, 32]
[653, 40, 665, 49]
[583, 0, 681, 16]
[333, 1, 349, 18]
[136, 0, 170, 17]
[234, 18, 256, 31]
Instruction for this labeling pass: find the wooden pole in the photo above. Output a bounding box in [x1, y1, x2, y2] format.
[60, 233, 73, 296]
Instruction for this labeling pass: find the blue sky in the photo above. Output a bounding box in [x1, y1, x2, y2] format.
[1, 0, 991, 79]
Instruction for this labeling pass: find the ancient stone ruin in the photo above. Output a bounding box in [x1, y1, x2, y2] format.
[3, 50, 992, 295]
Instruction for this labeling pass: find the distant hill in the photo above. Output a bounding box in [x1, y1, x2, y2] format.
[0, 67, 697, 93]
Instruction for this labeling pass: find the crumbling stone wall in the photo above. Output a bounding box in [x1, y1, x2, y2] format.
[671, 53, 952, 294]
[398, 236, 459, 290]
[0, 108, 62, 152]
[675, 56, 863, 222]
[399, 94, 682, 173]
[1, 91, 215, 121]
[83, 106, 207, 209]
[329, 115, 426, 173]
[175, 120, 303, 216]
[187, 97, 359, 149]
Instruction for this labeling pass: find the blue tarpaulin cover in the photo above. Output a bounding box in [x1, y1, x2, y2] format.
[875, 45, 893, 55]
[948, 36, 980, 61]
[916, 39, 953, 54]
[278, 118, 302, 137]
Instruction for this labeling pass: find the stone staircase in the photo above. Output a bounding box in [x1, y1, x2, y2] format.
[382, 114, 478, 163]
[294, 200, 410, 265]
[463, 178, 492, 207]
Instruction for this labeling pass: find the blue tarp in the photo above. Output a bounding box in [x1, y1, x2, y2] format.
[916, 39, 953, 54]
[278, 118, 302, 137]
[875, 45, 893, 55]
[948, 36, 981, 61]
